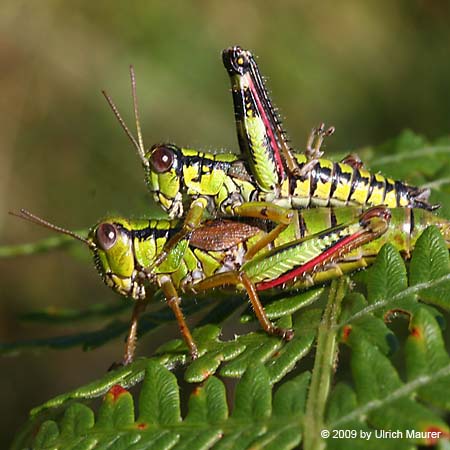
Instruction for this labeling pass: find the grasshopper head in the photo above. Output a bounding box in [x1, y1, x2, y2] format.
[222, 45, 252, 75]
[89, 218, 146, 300]
[146, 143, 184, 218]
[11, 209, 147, 301]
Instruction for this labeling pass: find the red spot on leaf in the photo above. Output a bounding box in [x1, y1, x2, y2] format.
[342, 325, 352, 342]
[410, 326, 422, 339]
[201, 370, 212, 379]
[136, 422, 148, 430]
[425, 426, 448, 445]
[108, 384, 127, 401]
[192, 387, 202, 396]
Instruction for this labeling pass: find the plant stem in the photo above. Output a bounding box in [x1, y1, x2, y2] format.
[303, 277, 347, 450]
[0, 232, 86, 258]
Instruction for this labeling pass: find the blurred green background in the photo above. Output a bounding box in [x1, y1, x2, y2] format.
[1, 0, 450, 446]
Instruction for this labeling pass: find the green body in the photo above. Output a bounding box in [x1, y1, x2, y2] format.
[146, 143, 434, 222]
[90, 207, 450, 299]
[143, 47, 434, 220]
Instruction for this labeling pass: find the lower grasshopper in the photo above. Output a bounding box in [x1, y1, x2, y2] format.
[12, 206, 450, 364]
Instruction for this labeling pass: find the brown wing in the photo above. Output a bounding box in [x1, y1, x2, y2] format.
[190, 219, 262, 251]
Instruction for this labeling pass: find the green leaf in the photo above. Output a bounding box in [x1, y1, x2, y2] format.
[405, 307, 450, 409]
[345, 337, 449, 445]
[185, 376, 228, 423]
[232, 363, 272, 420]
[97, 385, 135, 428]
[138, 360, 181, 425]
[339, 293, 397, 355]
[240, 287, 324, 322]
[367, 243, 411, 307]
[16, 363, 307, 450]
[409, 225, 450, 308]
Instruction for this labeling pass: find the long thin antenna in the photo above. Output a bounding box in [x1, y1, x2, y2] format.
[129, 65, 146, 158]
[9, 209, 94, 248]
[102, 77, 149, 168]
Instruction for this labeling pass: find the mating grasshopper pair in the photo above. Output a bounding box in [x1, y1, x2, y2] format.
[14, 46, 445, 364]
[13, 205, 450, 364]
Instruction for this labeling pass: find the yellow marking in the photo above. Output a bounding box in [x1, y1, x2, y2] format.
[159, 194, 174, 210]
[399, 197, 408, 207]
[367, 174, 386, 205]
[330, 163, 353, 203]
[295, 154, 308, 164]
[367, 186, 384, 205]
[319, 159, 334, 171]
[293, 178, 311, 198]
[313, 160, 334, 205]
[237, 57, 244, 65]
[350, 168, 371, 204]
[280, 179, 290, 198]
[332, 183, 351, 203]
[384, 178, 397, 207]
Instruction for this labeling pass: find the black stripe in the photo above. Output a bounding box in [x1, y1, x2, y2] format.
[310, 166, 318, 201]
[330, 207, 338, 228]
[395, 180, 412, 206]
[329, 162, 340, 201]
[366, 173, 375, 203]
[395, 181, 403, 206]
[384, 179, 395, 204]
[298, 212, 307, 238]
[124, 222, 177, 241]
[318, 165, 332, 183]
[289, 175, 297, 197]
[348, 167, 359, 201]
[409, 207, 415, 236]
[249, 57, 281, 130]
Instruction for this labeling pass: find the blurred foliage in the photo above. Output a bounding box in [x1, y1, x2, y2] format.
[2, 0, 450, 448]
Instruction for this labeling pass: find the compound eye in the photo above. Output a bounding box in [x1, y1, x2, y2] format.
[96, 223, 117, 250]
[232, 47, 251, 68]
[150, 145, 174, 173]
[234, 48, 245, 65]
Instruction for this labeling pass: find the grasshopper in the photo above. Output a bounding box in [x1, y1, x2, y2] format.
[12, 206, 450, 364]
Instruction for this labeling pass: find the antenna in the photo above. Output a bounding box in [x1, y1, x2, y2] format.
[102, 68, 149, 168]
[129, 65, 146, 159]
[10, 209, 94, 248]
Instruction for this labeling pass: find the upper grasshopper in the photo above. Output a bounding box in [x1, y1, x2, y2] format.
[13, 206, 450, 364]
